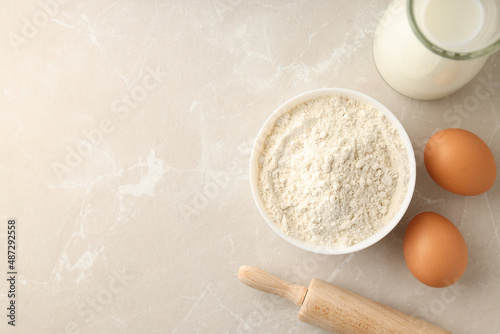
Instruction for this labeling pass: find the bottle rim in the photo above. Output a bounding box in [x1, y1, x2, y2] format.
[407, 0, 500, 60]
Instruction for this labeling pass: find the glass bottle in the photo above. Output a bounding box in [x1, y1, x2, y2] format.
[373, 0, 500, 100]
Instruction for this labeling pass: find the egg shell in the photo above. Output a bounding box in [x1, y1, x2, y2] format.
[403, 212, 468, 288]
[424, 128, 497, 196]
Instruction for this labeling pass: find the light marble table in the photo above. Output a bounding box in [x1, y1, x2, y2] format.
[1, 1, 499, 333]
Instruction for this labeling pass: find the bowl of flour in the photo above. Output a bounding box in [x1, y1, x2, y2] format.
[250, 88, 416, 254]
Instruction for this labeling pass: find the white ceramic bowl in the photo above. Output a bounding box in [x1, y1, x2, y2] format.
[249, 88, 416, 254]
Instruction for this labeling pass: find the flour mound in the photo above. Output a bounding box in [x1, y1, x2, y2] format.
[258, 95, 409, 248]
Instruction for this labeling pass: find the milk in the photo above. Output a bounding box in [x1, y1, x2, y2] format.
[421, 0, 484, 48]
[373, 0, 488, 100]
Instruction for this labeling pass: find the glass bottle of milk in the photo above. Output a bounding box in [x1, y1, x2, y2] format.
[373, 0, 500, 100]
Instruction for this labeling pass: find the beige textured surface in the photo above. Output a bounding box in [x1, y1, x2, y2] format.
[0, 1, 499, 333]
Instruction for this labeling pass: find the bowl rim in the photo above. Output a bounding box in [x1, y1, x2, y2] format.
[249, 88, 416, 255]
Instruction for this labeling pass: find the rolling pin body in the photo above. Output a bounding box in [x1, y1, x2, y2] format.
[299, 278, 450, 334]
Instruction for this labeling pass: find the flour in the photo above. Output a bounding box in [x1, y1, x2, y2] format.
[258, 95, 410, 248]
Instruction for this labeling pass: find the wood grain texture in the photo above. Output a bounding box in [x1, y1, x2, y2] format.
[237, 266, 308, 306]
[298, 279, 451, 334]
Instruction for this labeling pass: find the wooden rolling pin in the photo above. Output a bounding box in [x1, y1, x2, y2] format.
[237, 266, 450, 334]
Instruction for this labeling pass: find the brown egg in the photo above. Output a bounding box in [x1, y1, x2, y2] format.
[424, 128, 496, 196]
[403, 212, 468, 288]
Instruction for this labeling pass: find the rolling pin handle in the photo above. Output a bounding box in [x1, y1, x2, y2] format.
[237, 265, 308, 306]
